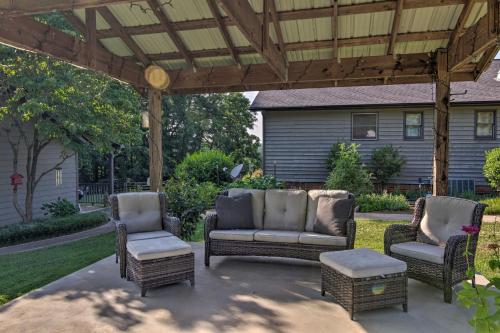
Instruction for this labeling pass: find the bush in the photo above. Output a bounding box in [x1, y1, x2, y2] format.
[0, 212, 107, 247]
[227, 170, 283, 190]
[41, 198, 79, 217]
[481, 197, 500, 215]
[175, 149, 234, 186]
[164, 178, 221, 239]
[370, 146, 405, 190]
[484, 148, 500, 192]
[325, 143, 373, 196]
[356, 193, 410, 212]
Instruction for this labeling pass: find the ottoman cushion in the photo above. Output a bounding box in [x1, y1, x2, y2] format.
[127, 236, 192, 261]
[320, 248, 407, 278]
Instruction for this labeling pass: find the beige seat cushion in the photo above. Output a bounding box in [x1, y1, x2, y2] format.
[128, 230, 173, 242]
[264, 190, 307, 231]
[254, 230, 301, 243]
[228, 188, 265, 229]
[127, 236, 191, 261]
[117, 192, 162, 233]
[390, 242, 445, 265]
[305, 190, 349, 232]
[209, 229, 258, 242]
[418, 196, 477, 246]
[320, 248, 407, 278]
[299, 232, 347, 247]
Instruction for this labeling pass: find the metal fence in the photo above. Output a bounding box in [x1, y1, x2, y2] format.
[78, 181, 150, 206]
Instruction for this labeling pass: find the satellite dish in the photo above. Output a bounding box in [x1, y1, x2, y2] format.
[230, 164, 244, 179]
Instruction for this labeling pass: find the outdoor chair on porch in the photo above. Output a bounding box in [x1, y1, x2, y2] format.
[384, 196, 486, 303]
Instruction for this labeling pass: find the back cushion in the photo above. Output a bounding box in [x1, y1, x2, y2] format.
[264, 190, 307, 231]
[228, 188, 265, 229]
[117, 192, 162, 234]
[418, 196, 477, 246]
[305, 190, 349, 231]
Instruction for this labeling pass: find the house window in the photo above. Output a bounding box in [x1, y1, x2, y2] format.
[404, 112, 423, 139]
[55, 168, 62, 187]
[475, 110, 496, 139]
[352, 113, 378, 140]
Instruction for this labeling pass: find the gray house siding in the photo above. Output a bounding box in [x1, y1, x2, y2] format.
[262, 106, 499, 188]
[0, 122, 78, 226]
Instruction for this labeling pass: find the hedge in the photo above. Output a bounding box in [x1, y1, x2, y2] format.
[357, 193, 411, 213]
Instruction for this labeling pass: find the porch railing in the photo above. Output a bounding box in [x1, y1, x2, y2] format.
[78, 181, 151, 206]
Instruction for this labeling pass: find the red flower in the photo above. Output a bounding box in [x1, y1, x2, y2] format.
[462, 225, 480, 235]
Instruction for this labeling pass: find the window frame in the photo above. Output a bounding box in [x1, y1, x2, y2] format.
[474, 110, 496, 140]
[404, 111, 424, 140]
[351, 112, 379, 141]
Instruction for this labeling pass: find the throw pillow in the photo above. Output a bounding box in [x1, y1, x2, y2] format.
[215, 193, 255, 230]
[313, 196, 354, 236]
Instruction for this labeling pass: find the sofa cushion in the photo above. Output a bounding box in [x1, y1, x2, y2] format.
[320, 248, 407, 278]
[127, 236, 192, 261]
[117, 192, 162, 233]
[417, 196, 477, 246]
[299, 232, 347, 247]
[215, 193, 254, 230]
[128, 230, 173, 242]
[390, 241, 445, 265]
[254, 230, 301, 243]
[228, 188, 265, 229]
[209, 229, 258, 241]
[264, 190, 307, 231]
[313, 196, 354, 236]
[305, 190, 349, 231]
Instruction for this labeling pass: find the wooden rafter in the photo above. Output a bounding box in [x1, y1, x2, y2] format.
[85, 8, 97, 68]
[206, 0, 240, 67]
[268, 0, 287, 64]
[0, 0, 131, 16]
[448, 0, 480, 50]
[263, 0, 270, 51]
[97, 7, 151, 66]
[388, 0, 404, 55]
[217, 0, 287, 81]
[332, 0, 339, 61]
[473, 44, 500, 79]
[145, 0, 196, 70]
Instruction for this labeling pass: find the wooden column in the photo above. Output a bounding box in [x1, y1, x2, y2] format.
[148, 88, 163, 192]
[433, 49, 450, 196]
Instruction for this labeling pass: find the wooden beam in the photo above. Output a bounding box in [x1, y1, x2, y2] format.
[0, 0, 131, 16]
[145, 0, 196, 70]
[148, 88, 163, 192]
[388, 0, 404, 55]
[268, 0, 287, 64]
[263, 0, 270, 51]
[207, 0, 240, 66]
[433, 49, 450, 196]
[0, 15, 146, 87]
[448, 0, 479, 50]
[474, 44, 500, 79]
[332, 0, 339, 61]
[97, 7, 151, 66]
[217, 0, 287, 81]
[85, 8, 97, 68]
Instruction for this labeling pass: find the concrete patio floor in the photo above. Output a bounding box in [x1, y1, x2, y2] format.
[0, 243, 474, 333]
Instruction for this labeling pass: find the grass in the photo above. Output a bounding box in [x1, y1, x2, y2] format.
[0, 232, 115, 306]
[481, 197, 500, 215]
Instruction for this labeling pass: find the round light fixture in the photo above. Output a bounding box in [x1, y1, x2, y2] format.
[144, 65, 170, 90]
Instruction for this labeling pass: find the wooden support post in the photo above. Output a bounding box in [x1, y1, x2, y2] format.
[148, 88, 163, 192]
[433, 49, 450, 196]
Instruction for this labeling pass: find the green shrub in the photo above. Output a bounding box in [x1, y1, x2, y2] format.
[481, 197, 500, 215]
[41, 198, 79, 217]
[484, 148, 500, 192]
[357, 193, 410, 212]
[326, 142, 350, 172]
[164, 178, 221, 240]
[325, 143, 373, 196]
[369, 146, 405, 190]
[0, 212, 108, 247]
[227, 170, 283, 190]
[175, 149, 234, 186]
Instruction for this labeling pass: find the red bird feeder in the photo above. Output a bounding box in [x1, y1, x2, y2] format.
[10, 173, 24, 186]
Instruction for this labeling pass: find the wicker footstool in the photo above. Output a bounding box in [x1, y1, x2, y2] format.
[320, 248, 408, 320]
[126, 236, 194, 297]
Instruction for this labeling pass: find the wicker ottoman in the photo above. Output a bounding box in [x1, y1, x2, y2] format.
[126, 236, 194, 297]
[320, 248, 408, 320]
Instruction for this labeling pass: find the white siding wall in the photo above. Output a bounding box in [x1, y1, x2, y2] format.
[0, 122, 77, 226]
[263, 106, 499, 186]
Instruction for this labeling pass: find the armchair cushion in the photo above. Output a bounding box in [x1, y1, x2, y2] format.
[215, 193, 254, 230]
[264, 190, 307, 231]
[313, 196, 354, 236]
[128, 230, 173, 242]
[390, 241, 445, 264]
[305, 190, 349, 231]
[117, 192, 162, 233]
[418, 196, 477, 246]
[228, 188, 265, 229]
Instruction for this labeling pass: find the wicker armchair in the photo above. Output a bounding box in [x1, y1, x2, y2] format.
[384, 196, 486, 303]
[110, 192, 181, 278]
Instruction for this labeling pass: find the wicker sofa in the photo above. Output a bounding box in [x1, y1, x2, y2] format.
[204, 189, 356, 267]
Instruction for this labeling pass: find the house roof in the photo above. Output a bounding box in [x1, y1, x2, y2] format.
[250, 59, 500, 110]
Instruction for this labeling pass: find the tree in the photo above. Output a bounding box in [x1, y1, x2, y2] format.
[484, 147, 500, 192]
[369, 146, 405, 191]
[0, 46, 142, 222]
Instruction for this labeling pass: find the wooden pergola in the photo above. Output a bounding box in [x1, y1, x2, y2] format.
[0, 0, 498, 194]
